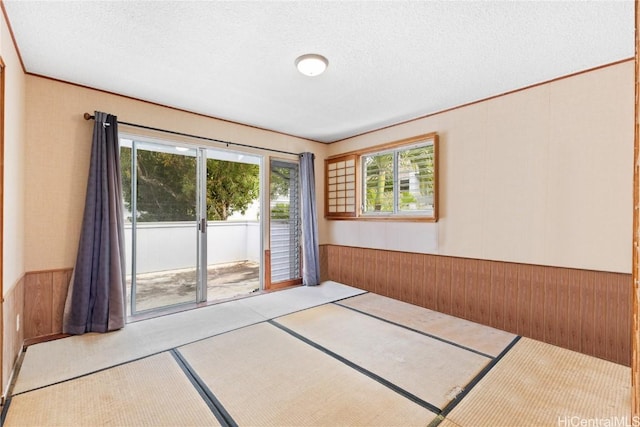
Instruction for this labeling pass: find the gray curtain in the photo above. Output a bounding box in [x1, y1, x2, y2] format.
[63, 111, 126, 334]
[299, 152, 320, 286]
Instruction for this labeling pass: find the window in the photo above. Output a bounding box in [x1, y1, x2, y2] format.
[325, 133, 438, 222]
[270, 159, 301, 285]
[325, 154, 357, 218]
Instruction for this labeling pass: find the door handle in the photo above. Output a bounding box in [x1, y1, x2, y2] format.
[200, 218, 206, 233]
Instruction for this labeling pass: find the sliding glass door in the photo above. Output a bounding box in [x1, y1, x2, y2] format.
[120, 136, 263, 316]
[121, 139, 200, 314]
[204, 148, 262, 301]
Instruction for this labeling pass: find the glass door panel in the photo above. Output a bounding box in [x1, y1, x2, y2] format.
[121, 139, 200, 315]
[205, 149, 262, 301]
[120, 137, 265, 317]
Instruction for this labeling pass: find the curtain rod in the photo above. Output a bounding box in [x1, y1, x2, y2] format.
[83, 113, 301, 157]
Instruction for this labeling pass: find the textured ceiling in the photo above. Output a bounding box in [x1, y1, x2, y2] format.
[3, 1, 635, 143]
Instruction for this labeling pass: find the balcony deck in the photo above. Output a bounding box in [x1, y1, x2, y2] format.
[126, 260, 259, 315]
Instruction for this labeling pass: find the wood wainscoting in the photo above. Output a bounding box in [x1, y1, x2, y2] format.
[320, 244, 631, 366]
[23, 269, 72, 341]
[2, 275, 24, 396]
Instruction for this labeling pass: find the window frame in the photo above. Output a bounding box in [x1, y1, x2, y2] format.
[325, 133, 438, 222]
[324, 154, 358, 219]
[268, 158, 303, 288]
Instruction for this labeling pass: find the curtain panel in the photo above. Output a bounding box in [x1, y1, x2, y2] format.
[63, 111, 126, 334]
[299, 152, 320, 286]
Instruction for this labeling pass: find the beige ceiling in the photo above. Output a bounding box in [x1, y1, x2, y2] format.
[3, 0, 635, 143]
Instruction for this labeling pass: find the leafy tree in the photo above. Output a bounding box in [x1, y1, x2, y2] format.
[400, 191, 417, 209]
[364, 153, 393, 212]
[364, 144, 435, 212]
[120, 147, 259, 222]
[270, 163, 296, 199]
[401, 144, 435, 201]
[270, 161, 298, 221]
[205, 159, 259, 220]
[270, 202, 291, 220]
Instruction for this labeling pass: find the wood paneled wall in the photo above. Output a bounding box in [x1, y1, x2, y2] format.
[20, 253, 632, 366]
[23, 269, 72, 340]
[321, 244, 631, 366]
[3, 276, 24, 396]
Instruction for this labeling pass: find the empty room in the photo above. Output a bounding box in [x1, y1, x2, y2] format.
[0, 1, 637, 426]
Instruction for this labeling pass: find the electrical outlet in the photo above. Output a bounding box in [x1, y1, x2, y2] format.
[16, 314, 19, 332]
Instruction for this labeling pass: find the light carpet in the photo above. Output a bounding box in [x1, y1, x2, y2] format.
[274, 303, 493, 410]
[4, 352, 221, 426]
[178, 322, 435, 426]
[338, 292, 516, 357]
[443, 337, 631, 427]
[235, 280, 365, 319]
[13, 281, 363, 394]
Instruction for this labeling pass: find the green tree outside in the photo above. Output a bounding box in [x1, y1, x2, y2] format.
[364, 152, 393, 212]
[269, 161, 298, 221]
[364, 144, 435, 212]
[121, 147, 260, 222]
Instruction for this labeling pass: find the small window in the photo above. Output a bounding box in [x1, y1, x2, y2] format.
[361, 135, 438, 221]
[325, 133, 438, 222]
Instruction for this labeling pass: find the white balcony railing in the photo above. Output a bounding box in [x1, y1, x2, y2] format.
[124, 221, 260, 274]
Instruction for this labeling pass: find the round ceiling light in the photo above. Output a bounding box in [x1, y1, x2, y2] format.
[295, 54, 328, 77]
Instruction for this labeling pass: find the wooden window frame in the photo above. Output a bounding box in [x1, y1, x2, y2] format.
[324, 154, 358, 219]
[325, 133, 439, 222]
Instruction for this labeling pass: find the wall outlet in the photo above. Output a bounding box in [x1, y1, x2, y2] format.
[16, 314, 19, 332]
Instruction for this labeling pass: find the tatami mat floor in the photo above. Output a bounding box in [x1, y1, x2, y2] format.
[1, 282, 630, 427]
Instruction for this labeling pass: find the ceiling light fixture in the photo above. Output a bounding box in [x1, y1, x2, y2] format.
[295, 54, 328, 77]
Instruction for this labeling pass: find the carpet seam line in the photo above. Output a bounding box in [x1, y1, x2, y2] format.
[11, 316, 277, 397]
[438, 335, 522, 419]
[170, 349, 238, 427]
[334, 301, 496, 359]
[267, 318, 441, 414]
[11, 287, 367, 396]
[0, 397, 12, 426]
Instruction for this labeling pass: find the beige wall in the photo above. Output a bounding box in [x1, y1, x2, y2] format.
[22, 60, 634, 274]
[24, 76, 327, 272]
[2, 9, 26, 295]
[325, 61, 634, 274]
